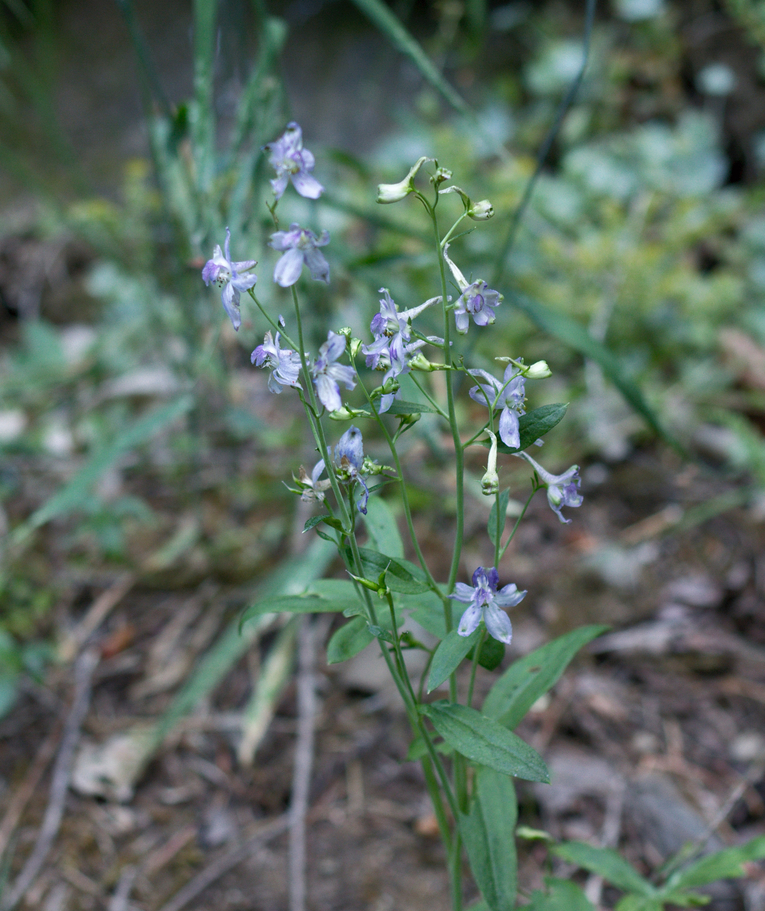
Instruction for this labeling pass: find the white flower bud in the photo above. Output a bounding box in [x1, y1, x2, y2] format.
[468, 199, 494, 221]
[481, 431, 500, 496]
[525, 360, 552, 379]
[377, 156, 432, 203]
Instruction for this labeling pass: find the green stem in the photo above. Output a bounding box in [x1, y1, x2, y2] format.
[499, 486, 537, 561]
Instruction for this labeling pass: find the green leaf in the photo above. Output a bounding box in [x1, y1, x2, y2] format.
[303, 514, 342, 533]
[473, 637, 505, 672]
[307, 579, 366, 613]
[13, 395, 194, 544]
[357, 548, 429, 593]
[460, 766, 518, 911]
[348, 0, 470, 115]
[405, 735, 452, 761]
[614, 898, 664, 911]
[326, 616, 374, 664]
[525, 878, 597, 911]
[553, 842, 656, 897]
[493, 404, 568, 454]
[405, 589, 449, 639]
[427, 628, 479, 693]
[506, 290, 684, 453]
[363, 498, 404, 558]
[355, 399, 439, 417]
[420, 701, 549, 782]
[240, 595, 338, 629]
[668, 836, 765, 890]
[488, 488, 510, 547]
[483, 625, 609, 729]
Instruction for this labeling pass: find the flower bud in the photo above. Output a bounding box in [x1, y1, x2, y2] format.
[349, 337, 363, 359]
[377, 156, 432, 203]
[481, 431, 500, 496]
[329, 407, 354, 421]
[408, 352, 434, 372]
[468, 199, 494, 221]
[525, 360, 552, 379]
[433, 167, 453, 186]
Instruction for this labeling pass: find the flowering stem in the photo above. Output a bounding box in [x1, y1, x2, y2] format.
[467, 628, 486, 709]
[499, 487, 537, 561]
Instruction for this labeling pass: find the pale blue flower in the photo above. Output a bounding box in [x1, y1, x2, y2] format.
[362, 289, 438, 412]
[301, 426, 370, 514]
[251, 331, 302, 393]
[449, 567, 526, 644]
[518, 452, 583, 524]
[265, 122, 324, 200]
[311, 331, 356, 412]
[468, 364, 526, 449]
[270, 224, 330, 287]
[444, 243, 502, 335]
[202, 228, 257, 331]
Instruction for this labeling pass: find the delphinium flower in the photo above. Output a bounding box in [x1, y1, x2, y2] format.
[298, 426, 371, 514]
[251, 331, 302, 393]
[311, 331, 356, 412]
[518, 451, 583, 524]
[362, 288, 439, 411]
[468, 364, 526, 450]
[449, 567, 527, 644]
[201, 228, 257, 331]
[294, 461, 331, 504]
[270, 224, 330, 287]
[443, 243, 502, 335]
[265, 122, 324, 201]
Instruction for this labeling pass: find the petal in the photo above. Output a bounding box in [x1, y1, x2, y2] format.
[292, 172, 324, 199]
[484, 605, 513, 644]
[323, 331, 346, 362]
[328, 364, 356, 391]
[457, 604, 482, 637]
[270, 175, 289, 199]
[449, 582, 475, 604]
[494, 584, 527, 608]
[335, 426, 364, 468]
[314, 375, 342, 412]
[221, 284, 241, 331]
[498, 408, 520, 449]
[274, 249, 304, 287]
[304, 248, 330, 283]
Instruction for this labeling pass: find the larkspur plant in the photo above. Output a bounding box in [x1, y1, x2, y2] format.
[202, 124, 765, 910]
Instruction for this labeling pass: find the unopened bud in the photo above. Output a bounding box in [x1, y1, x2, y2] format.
[377, 156, 432, 203]
[408, 352, 433, 372]
[468, 199, 494, 221]
[525, 360, 552, 379]
[481, 431, 500, 496]
[433, 167, 453, 186]
[329, 407, 354, 421]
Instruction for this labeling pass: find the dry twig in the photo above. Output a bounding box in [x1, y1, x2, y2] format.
[1, 648, 99, 911]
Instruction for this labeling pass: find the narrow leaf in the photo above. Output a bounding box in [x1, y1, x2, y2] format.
[14, 395, 193, 542]
[363, 497, 404, 558]
[420, 701, 549, 782]
[506, 290, 683, 453]
[526, 878, 597, 911]
[460, 766, 518, 911]
[553, 842, 656, 897]
[427, 628, 479, 693]
[490, 404, 568, 455]
[355, 398, 439, 417]
[483, 625, 609, 729]
[358, 547, 429, 593]
[348, 0, 470, 115]
[326, 616, 374, 664]
[669, 836, 765, 890]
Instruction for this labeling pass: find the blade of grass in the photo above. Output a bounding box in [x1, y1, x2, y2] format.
[349, 0, 470, 116]
[505, 289, 685, 454]
[10, 395, 194, 546]
[191, 0, 218, 198]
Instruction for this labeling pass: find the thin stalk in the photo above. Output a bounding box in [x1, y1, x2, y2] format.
[466, 628, 486, 709]
[499, 487, 537, 561]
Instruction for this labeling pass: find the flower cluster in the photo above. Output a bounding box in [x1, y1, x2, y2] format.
[201, 128, 586, 651]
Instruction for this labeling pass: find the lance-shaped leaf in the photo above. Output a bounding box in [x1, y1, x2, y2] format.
[427, 628, 479, 693]
[525, 878, 597, 911]
[326, 615, 374, 664]
[552, 842, 656, 897]
[487, 403, 568, 455]
[667, 836, 765, 891]
[483, 625, 609, 729]
[460, 766, 518, 911]
[419, 701, 549, 782]
[356, 547, 430, 593]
